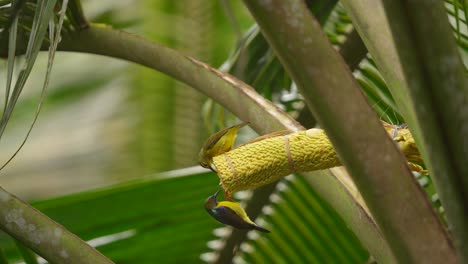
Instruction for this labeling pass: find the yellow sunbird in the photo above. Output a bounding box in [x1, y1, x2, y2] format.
[204, 190, 270, 233]
[199, 121, 249, 171]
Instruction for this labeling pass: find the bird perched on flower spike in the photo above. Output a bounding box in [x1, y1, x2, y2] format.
[198, 122, 249, 171]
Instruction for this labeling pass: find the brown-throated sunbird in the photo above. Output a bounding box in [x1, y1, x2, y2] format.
[204, 190, 270, 233]
[199, 122, 249, 171]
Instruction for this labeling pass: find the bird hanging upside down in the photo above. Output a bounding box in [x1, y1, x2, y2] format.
[204, 190, 270, 233]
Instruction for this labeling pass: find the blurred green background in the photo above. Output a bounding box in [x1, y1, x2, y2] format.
[0, 0, 465, 263]
[0, 0, 254, 199]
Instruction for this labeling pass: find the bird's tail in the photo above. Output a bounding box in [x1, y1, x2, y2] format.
[252, 224, 270, 233]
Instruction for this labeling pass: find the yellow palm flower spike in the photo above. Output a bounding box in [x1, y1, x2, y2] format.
[214, 123, 425, 195]
[199, 121, 249, 171]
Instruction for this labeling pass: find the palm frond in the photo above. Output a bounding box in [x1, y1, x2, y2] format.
[445, 0, 468, 53]
[3, 0, 20, 115]
[0, 248, 7, 264]
[0, 168, 218, 263]
[0, 0, 57, 138]
[14, 240, 38, 264]
[0, 0, 72, 172]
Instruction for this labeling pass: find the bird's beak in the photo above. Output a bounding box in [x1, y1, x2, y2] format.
[213, 190, 220, 200]
[205, 190, 221, 209]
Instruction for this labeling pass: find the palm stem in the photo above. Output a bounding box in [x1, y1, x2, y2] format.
[242, 0, 456, 262]
[0, 187, 112, 264]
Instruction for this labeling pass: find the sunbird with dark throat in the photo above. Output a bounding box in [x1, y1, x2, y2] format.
[199, 122, 249, 171]
[204, 190, 270, 233]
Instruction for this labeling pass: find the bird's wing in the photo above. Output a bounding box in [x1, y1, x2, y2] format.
[214, 206, 253, 229]
[203, 122, 249, 151]
[217, 201, 255, 225]
[203, 127, 231, 151]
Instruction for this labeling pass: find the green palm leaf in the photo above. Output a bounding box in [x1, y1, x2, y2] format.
[0, 169, 218, 263]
